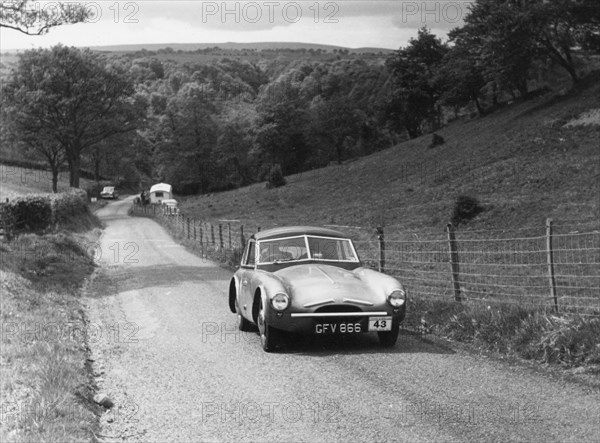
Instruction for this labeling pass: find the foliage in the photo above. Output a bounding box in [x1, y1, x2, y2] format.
[1, 188, 88, 234]
[0, 0, 90, 35]
[451, 195, 485, 226]
[265, 164, 286, 189]
[428, 133, 445, 149]
[3, 1, 598, 196]
[2, 45, 143, 188]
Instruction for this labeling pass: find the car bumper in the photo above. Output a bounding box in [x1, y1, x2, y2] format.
[265, 304, 406, 335]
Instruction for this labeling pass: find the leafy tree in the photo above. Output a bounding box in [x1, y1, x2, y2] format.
[154, 82, 219, 193]
[4, 46, 142, 187]
[0, 0, 90, 35]
[459, 0, 538, 99]
[253, 82, 309, 175]
[527, 0, 600, 83]
[439, 30, 487, 115]
[386, 27, 448, 138]
[305, 95, 366, 164]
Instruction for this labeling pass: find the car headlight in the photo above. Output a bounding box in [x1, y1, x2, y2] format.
[387, 289, 406, 308]
[271, 293, 290, 311]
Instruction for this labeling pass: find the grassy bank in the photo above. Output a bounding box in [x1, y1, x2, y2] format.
[0, 223, 102, 441]
[405, 298, 600, 375]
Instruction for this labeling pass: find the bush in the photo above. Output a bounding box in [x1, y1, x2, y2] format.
[1, 189, 88, 234]
[265, 164, 287, 189]
[2, 195, 52, 233]
[451, 195, 484, 226]
[429, 133, 445, 149]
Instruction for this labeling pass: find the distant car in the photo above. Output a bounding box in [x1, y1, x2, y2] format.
[162, 198, 179, 214]
[100, 186, 119, 199]
[229, 226, 407, 352]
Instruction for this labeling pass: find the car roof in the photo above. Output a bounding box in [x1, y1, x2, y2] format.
[150, 183, 172, 193]
[102, 186, 114, 190]
[253, 226, 348, 241]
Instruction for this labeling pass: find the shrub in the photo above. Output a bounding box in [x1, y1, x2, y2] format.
[265, 164, 287, 189]
[2, 195, 52, 233]
[451, 195, 484, 226]
[1, 189, 89, 234]
[429, 133, 445, 149]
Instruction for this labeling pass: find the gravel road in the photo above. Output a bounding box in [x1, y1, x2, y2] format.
[85, 198, 599, 442]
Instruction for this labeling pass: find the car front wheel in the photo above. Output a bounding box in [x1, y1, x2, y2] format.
[236, 301, 252, 332]
[257, 298, 279, 352]
[378, 322, 400, 347]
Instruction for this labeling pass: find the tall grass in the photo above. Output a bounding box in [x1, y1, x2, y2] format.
[406, 298, 600, 368]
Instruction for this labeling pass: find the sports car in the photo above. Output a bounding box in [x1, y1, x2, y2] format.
[229, 226, 407, 352]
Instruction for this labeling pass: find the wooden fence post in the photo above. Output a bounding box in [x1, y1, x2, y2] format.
[376, 226, 385, 273]
[219, 224, 224, 250]
[211, 224, 215, 247]
[194, 221, 197, 241]
[446, 224, 462, 302]
[546, 218, 559, 313]
[228, 223, 232, 249]
[241, 225, 246, 249]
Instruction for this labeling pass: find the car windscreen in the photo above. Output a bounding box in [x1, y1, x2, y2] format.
[257, 235, 358, 264]
[306, 236, 358, 262]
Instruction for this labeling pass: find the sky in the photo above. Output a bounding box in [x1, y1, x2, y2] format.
[1, 1, 473, 51]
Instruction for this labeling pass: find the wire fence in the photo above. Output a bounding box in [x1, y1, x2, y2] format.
[133, 203, 600, 316]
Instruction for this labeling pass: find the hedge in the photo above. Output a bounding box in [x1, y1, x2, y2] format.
[1, 188, 88, 234]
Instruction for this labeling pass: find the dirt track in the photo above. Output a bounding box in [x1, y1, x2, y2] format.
[85, 198, 599, 442]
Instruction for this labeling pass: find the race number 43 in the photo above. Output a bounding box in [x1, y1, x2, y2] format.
[368, 316, 392, 331]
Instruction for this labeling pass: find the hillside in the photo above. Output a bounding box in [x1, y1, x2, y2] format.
[0, 165, 96, 200]
[89, 42, 393, 54]
[179, 73, 600, 233]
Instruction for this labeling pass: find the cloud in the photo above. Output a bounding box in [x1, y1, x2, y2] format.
[0, 0, 472, 50]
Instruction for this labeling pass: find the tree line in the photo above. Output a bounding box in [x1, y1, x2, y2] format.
[1, 0, 598, 194]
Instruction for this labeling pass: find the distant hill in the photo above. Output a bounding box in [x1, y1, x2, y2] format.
[89, 42, 394, 54]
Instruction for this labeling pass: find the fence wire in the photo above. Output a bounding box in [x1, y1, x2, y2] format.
[131, 204, 599, 316]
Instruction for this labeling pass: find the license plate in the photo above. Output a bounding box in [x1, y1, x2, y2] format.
[314, 322, 362, 334]
[368, 316, 392, 331]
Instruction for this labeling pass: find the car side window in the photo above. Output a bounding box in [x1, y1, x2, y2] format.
[244, 241, 256, 267]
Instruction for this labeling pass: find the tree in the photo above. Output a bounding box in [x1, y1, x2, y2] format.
[440, 30, 487, 115]
[4, 46, 142, 187]
[459, 0, 538, 99]
[154, 82, 219, 193]
[527, 0, 600, 83]
[305, 95, 366, 164]
[253, 82, 309, 175]
[0, 0, 90, 35]
[1, 107, 65, 192]
[386, 28, 448, 138]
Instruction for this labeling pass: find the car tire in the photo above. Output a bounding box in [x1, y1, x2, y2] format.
[257, 298, 278, 352]
[378, 322, 400, 347]
[236, 301, 252, 332]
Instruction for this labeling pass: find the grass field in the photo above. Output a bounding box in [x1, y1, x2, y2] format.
[179, 72, 600, 233]
[0, 165, 96, 200]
